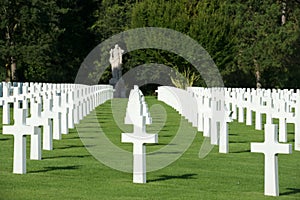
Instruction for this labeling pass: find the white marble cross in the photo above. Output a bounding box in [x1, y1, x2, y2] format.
[122, 86, 158, 183]
[211, 89, 232, 153]
[60, 91, 69, 134]
[52, 92, 63, 139]
[2, 100, 40, 174]
[251, 124, 292, 196]
[286, 92, 300, 151]
[66, 90, 75, 129]
[2, 82, 15, 124]
[41, 93, 61, 141]
[271, 99, 292, 143]
[237, 88, 246, 123]
[26, 96, 53, 151]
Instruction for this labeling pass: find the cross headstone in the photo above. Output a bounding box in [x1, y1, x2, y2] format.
[210, 89, 232, 153]
[251, 124, 292, 196]
[2, 100, 40, 174]
[66, 90, 75, 129]
[2, 82, 15, 124]
[27, 96, 53, 151]
[122, 86, 158, 183]
[60, 91, 69, 134]
[286, 91, 300, 151]
[41, 92, 61, 142]
[52, 92, 63, 140]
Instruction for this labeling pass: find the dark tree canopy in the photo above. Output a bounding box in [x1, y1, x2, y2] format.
[0, 0, 299, 88]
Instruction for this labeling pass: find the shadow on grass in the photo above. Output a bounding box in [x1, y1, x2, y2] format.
[43, 155, 91, 159]
[65, 136, 97, 140]
[0, 138, 10, 141]
[148, 151, 181, 155]
[148, 173, 197, 183]
[65, 136, 80, 140]
[29, 165, 81, 173]
[159, 134, 173, 138]
[289, 139, 295, 143]
[147, 143, 176, 146]
[230, 141, 249, 144]
[280, 188, 300, 196]
[55, 144, 94, 149]
[231, 149, 251, 153]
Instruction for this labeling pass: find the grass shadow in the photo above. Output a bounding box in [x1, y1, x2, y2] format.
[43, 155, 91, 160]
[55, 144, 86, 149]
[148, 151, 182, 155]
[65, 136, 80, 140]
[230, 141, 249, 144]
[280, 188, 300, 196]
[148, 173, 197, 183]
[231, 149, 251, 153]
[65, 136, 96, 140]
[29, 165, 81, 173]
[159, 134, 173, 138]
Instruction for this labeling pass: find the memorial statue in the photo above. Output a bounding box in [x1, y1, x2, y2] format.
[109, 44, 124, 80]
[109, 44, 127, 97]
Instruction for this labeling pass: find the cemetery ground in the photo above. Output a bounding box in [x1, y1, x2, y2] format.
[0, 97, 299, 200]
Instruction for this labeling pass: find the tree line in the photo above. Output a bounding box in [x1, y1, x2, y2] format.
[1, 0, 300, 88]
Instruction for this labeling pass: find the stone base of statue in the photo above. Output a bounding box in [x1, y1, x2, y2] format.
[109, 77, 118, 86]
[110, 77, 127, 98]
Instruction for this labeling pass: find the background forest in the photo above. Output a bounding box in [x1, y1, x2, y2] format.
[1, 0, 300, 88]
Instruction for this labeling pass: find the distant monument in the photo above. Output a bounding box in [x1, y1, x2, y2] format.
[109, 44, 126, 97]
[109, 44, 123, 82]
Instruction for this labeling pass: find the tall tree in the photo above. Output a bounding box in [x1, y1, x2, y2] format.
[235, 0, 300, 88]
[129, 0, 237, 87]
[0, 0, 66, 82]
[53, 0, 99, 83]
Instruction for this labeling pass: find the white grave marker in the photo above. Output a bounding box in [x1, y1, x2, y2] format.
[2, 100, 40, 174]
[251, 124, 292, 196]
[27, 96, 53, 151]
[122, 86, 158, 183]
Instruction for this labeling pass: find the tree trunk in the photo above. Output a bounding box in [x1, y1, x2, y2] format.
[254, 59, 262, 88]
[282, 0, 286, 25]
[11, 57, 17, 81]
[5, 57, 17, 82]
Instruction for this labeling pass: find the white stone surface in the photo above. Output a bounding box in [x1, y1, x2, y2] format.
[251, 124, 292, 196]
[27, 96, 53, 151]
[2, 100, 40, 174]
[122, 86, 158, 183]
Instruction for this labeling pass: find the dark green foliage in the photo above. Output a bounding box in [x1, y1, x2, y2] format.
[0, 0, 98, 82]
[0, 0, 300, 87]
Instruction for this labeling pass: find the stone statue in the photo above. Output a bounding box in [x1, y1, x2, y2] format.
[109, 44, 124, 80]
[109, 44, 127, 97]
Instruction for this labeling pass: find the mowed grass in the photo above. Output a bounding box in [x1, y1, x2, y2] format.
[0, 96, 299, 200]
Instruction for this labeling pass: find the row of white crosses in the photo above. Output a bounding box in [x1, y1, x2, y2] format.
[157, 86, 294, 196]
[157, 86, 232, 154]
[0, 82, 114, 174]
[223, 87, 299, 150]
[122, 85, 158, 183]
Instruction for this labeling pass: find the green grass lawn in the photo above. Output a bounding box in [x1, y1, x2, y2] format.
[0, 96, 299, 200]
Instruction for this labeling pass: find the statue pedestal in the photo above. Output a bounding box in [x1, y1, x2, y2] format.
[109, 77, 118, 86]
[110, 78, 127, 98]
